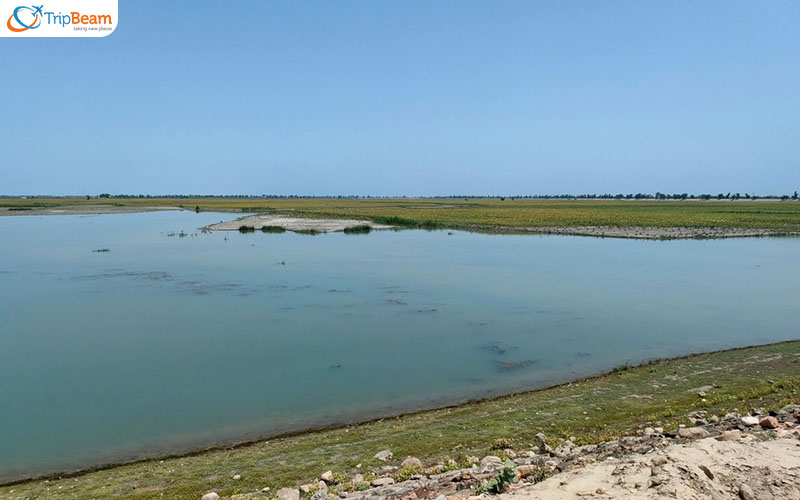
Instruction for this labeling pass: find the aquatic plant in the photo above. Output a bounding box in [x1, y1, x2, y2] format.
[611, 361, 632, 373]
[343, 224, 372, 234]
[496, 359, 535, 371]
[261, 225, 286, 233]
[238, 225, 256, 233]
[92, 248, 110, 252]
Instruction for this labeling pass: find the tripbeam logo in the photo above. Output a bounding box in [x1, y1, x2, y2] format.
[7, 5, 42, 32]
[2, 0, 117, 37]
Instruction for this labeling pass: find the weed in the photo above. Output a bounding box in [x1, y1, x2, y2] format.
[476, 460, 518, 494]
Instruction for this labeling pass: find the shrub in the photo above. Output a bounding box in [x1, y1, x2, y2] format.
[261, 226, 286, 233]
[238, 225, 256, 233]
[343, 224, 372, 234]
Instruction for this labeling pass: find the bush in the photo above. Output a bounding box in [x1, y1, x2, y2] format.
[261, 226, 286, 233]
[238, 225, 256, 233]
[343, 224, 372, 234]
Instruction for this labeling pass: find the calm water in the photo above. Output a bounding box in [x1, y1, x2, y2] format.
[1, 211, 798, 480]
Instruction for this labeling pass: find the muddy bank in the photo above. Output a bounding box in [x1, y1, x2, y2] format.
[0, 205, 182, 216]
[205, 215, 395, 233]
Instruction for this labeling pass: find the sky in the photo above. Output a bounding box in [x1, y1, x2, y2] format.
[1, 1, 799, 196]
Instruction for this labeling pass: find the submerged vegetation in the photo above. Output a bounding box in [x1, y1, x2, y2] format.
[4, 340, 800, 500]
[343, 224, 372, 234]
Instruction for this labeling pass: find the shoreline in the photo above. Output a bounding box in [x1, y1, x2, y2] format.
[3, 339, 798, 488]
[1, 198, 798, 239]
[0, 205, 183, 216]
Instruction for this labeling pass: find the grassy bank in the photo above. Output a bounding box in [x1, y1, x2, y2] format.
[2, 197, 800, 232]
[3, 340, 799, 500]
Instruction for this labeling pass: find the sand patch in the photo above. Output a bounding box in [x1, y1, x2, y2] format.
[205, 215, 395, 233]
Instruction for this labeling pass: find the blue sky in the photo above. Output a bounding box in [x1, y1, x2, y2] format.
[1, 1, 799, 196]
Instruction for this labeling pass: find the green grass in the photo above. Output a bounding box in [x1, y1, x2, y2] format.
[3, 340, 799, 500]
[2, 198, 799, 232]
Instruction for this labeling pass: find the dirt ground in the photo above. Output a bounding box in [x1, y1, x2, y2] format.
[499, 432, 800, 499]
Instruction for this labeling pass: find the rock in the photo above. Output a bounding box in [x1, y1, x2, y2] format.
[339, 492, 348, 498]
[277, 488, 300, 500]
[554, 440, 575, 457]
[232, 474, 241, 480]
[738, 483, 756, 500]
[644, 427, 655, 436]
[311, 491, 327, 500]
[503, 448, 517, 459]
[374, 450, 393, 461]
[759, 416, 779, 429]
[698, 465, 714, 480]
[741, 416, 759, 426]
[480, 455, 503, 466]
[517, 465, 536, 478]
[401, 456, 422, 469]
[371, 477, 395, 487]
[716, 430, 742, 441]
[262, 488, 271, 493]
[201, 493, 220, 500]
[709, 415, 720, 424]
[299, 484, 313, 494]
[434, 495, 447, 500]
[317, 481, 328, 493]
[653, 427, 664, 434]
[651, 456, 668, 466]
[321, 471, 334, 483]
[678, 427, 709, 439]
[535, 433, 554, 455]
[377, 465, 398, 475]
[596, 487, 606, 494]
[352, 474, 364, 485]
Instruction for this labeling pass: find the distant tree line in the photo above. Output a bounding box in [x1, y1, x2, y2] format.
[83, 192, 800, 200]
[4, 192, 798, 200]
